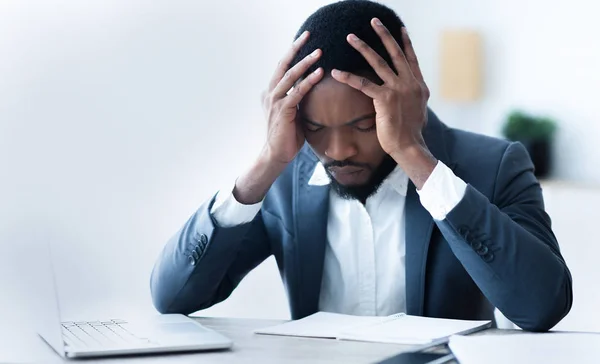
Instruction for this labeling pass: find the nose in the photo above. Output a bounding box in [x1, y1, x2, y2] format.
[324, 129, 358, 162]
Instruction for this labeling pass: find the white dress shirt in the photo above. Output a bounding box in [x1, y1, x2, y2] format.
[211, 160, 467, 316]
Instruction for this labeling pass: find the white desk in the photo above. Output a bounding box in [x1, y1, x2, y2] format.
[7, 317, 518, 364]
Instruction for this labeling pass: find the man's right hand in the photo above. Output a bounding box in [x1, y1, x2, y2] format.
[262, 30, 323, 165]
[233, 31, 324, 205]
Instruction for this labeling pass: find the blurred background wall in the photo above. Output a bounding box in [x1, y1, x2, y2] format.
[1, 0, 598, 332]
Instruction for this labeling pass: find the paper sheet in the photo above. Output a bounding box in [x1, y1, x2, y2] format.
[254, 312, 389, 339]
[339, 315, 490, 345]
[255, 311, 490, 345]
[449, 332, 600, 364]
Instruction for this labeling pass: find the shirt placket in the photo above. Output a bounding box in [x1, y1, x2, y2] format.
[357, 203, 377, 316]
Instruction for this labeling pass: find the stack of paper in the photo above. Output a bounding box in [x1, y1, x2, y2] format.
[255, 311, 490, 345]
[253, 312, 391, 339]
[449, 333, 600, 364]
[338, 314, 491, 345]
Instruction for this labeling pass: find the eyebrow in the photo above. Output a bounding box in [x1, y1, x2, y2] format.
[301, 112, 376, 128]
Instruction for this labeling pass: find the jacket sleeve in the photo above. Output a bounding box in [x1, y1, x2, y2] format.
[436, 142, 573, 331]
[150, 194, 271, 315]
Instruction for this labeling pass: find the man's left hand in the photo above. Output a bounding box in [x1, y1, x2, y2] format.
[331, 18, 437, 188]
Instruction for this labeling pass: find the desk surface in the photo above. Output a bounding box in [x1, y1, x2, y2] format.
[19, 317, 520, 364]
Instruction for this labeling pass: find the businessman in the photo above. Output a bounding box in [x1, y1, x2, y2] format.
[150, 0, 572, 331]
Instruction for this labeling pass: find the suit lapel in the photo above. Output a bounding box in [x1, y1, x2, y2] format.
[293, 150, 329, 319]
[405, 109, 455, 316]
[404, 183, 435, 316]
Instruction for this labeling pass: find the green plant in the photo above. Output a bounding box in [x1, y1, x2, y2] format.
[502, 110, 557, 142]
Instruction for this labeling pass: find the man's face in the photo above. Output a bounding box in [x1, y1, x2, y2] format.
[299, 76, 396, 201]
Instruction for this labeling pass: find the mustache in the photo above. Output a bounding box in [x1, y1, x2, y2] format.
[324, 160, 372, 170]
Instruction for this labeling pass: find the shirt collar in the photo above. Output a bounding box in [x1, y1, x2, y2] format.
[307, 162, 408, 197]
[307, 162, 330, 186]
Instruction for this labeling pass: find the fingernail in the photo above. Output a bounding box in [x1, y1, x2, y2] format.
[314, 68, 322, 75]
[374, 18, 383, 26]
[301, 30, 309, 39]
[348, 34, 359, 41]
[311, 49, 320, 57]
[296, 31, 307, 43]
[331, 69, 341, 77]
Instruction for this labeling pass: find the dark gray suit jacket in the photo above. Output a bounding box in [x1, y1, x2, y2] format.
[150, 110, 572, 332]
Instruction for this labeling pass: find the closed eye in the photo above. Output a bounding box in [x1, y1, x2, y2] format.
[353, 119, 376, 132]
[304, 122, 323, 132]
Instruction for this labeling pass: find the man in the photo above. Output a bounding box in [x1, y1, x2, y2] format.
[150, 0, 572, 332]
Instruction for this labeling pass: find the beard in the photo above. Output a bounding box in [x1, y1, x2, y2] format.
[324, 154, 397, 202]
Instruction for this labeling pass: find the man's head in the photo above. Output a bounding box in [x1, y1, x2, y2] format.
[291, 0, 406, 201]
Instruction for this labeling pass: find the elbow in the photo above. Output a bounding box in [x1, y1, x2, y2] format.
[149, 272, 214, 316]
[150, 280, 194, 315]
[150, 273, 175, 314]
[149, 255, 198, 315]
[515, 270, 573, 332]
[152, 297, 172, 315]
[518, 312, 565, 333]
[151, 290, 173, 315]
[149, 265, 190, 315]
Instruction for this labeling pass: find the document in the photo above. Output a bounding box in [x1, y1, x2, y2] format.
[337, 314, 491, 345]
[254, 312, 391, 339]
[449, 333, 600, 364]
[255, 312, 491, 345]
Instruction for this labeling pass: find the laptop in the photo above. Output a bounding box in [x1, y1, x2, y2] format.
[35, 241, 233, 359]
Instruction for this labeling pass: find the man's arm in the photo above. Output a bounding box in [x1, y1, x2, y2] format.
[149, 154, 285, 314]
[434, 142, 572, 331]
[150, 31, 325, 314]
[150, 194, 270, 314]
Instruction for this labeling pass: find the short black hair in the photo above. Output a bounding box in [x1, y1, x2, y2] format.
[291, 0, 405, 81]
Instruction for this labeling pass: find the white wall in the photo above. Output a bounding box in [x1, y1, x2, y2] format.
[0, 0, 354, 324]
[1, 0, 599, 333]
[542, 182, 600, 332]
[397, 0, 600, 183]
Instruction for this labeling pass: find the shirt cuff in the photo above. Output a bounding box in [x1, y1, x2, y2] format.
[210, 181, 263, 228]
[417, 161, 467, 221]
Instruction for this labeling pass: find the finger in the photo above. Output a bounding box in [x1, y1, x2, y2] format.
[268, 30, 310, 91]
[346, 33, 397, 84]
[283, 67, 324, 107]
[330, 69, 385, 99]
[400, 27, 425, 83]
[370, 18, 412, 79]
[272, 48, 322, 98]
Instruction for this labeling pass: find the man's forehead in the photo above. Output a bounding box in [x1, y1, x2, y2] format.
[301, 77, 371, 105]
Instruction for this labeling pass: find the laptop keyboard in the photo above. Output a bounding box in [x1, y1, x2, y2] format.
[61, 319, 156, 349]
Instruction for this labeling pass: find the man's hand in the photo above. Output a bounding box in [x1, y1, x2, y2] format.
[331, 18, 437, 189]
[262, 30, 324, 165]
[234, 31, 324, 204]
